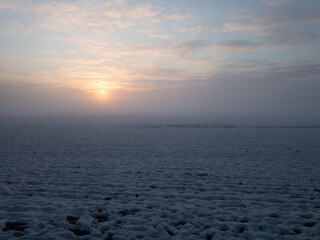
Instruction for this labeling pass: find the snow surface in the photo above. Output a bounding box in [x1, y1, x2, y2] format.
[0, 125, 320, 239]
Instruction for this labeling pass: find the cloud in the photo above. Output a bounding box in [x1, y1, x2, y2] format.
[104, 0, 126, 7]
[261, 29, 317, 47]
[224, 5, 320, 32]
[189, 25, 218, 34]
[125, 5, 160, 19]
[148, 35, 171, 39]
[146, 18, 163, 25]
[94, 40, 213, 57]
[164, 13, 191, 22]
[261, 0, 299, 7]
[172, 40, 212, 53]
[262, 61, 320, 82]
[0, 0, 79, 13]
[0, 0, 161, 33]
[137, 29, 170, 39]
[213, 58, 320, 84]
[215, 40, 261, 51]
[102, 3, 160, 20]
[304, 49, 320, 57]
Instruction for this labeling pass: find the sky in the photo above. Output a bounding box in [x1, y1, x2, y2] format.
[0, 0, 320, 124]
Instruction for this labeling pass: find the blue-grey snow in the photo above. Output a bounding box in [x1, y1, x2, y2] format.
[0, 124, 320, 239]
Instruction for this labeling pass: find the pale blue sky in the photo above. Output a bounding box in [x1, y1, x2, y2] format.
[0, 0, 319, 124]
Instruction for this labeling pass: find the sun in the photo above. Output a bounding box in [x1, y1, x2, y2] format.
[95, 89, 110, 103]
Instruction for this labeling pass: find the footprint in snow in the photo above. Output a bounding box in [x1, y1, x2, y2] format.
[69, 228, 91, 236]
[92, 214, 108, 223]
[303, 222, 316, 227]
[67, 216, 79, 225]
[3, 222, 27, 232]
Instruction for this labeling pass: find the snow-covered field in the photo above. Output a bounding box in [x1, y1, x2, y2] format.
[0, 124, 319, 239]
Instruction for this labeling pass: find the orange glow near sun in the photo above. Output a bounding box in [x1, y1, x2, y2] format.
[94, 88, 112, 104]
